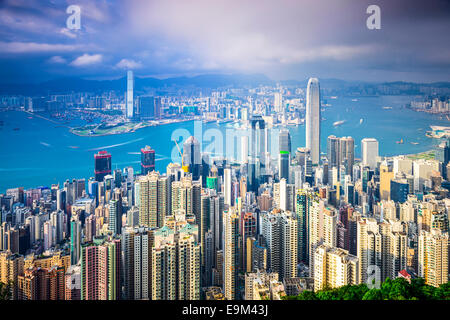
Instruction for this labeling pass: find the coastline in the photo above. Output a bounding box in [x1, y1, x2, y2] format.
[20, 109, 195, 137]
[70, 118, 196, 137]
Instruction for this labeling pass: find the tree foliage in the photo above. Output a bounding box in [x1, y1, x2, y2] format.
[0, 282, 11, 300]
[282, 277, 450, 300]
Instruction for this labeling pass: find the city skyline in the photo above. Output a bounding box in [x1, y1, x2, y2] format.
[0, 0, 449, 305]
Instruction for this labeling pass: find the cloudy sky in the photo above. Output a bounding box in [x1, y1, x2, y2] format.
[0, 0, 449, 83]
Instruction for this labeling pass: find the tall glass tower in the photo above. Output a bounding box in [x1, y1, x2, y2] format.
[248, 115, 265, 191]
[126, 70, 134, 119]
[305, 78, 320, 164]
[279, 129, 291, 181]
[183, 136, 201, 180]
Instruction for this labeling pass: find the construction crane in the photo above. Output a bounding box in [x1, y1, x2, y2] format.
[173, 139, 189, 173]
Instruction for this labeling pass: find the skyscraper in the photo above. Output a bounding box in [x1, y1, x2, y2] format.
[279, 129, 291, 181]
[141, 145, 156, 175]
[183, 136, 201, 181]
[313, 245, 359, 291]
[94, 150, 112, 182]
[108, 198, 122, 236]
[80, 236, 121, 300]
[126, 70, 134, 119]
[357, 218, 407, 284]
[151, 223, 200, 300]
[70, 217, 81, 265]
[261, 210, 297, 281]
[138, 171, 169, 228]
[327, 135, 355, 178]
[418, 229, 449, 287]
[139, 96, 154, 119]
[305, 78, 320, 165]
[361, 138, 379, 170]
[223, 208, 240, 300]
[274, 92, 283, 113]
[249, 116, 266, 191]
[122, 226, 152, 300]
[340, 136, 355, 176]
[241, 135, 249, 163]
[224, 167, 232, 206]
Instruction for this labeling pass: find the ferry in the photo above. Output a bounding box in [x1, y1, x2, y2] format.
[216, 119, 233, 124]
[333, 120, 346, 127]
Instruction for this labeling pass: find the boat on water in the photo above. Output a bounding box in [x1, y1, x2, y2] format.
[382, 106, 393, 110]
[359, 118, 364, 124]
[351, 99, 358, 102]
[13, 127, 20, 131]
[333, 120, 346, 126]
[396, 138, 404, 144]
[411, 142, 419, 145]
[330, 96, 338, 99]
[216, 119, 233, 124]
[68, 146, 79, 149]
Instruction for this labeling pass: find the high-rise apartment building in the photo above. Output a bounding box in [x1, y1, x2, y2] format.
[357, 218, 408, 284]
[151, 223, 200, 300]
[80, 236, 121, 300]
[138, 171, 169, 228]
[418, 229, 448, 287]
[0, 251, 24, 300]
[223, 208, 240, 300]
[261, 210, 298, 281]
[313, 245, 359, 291]
[70, 217, 81, 265]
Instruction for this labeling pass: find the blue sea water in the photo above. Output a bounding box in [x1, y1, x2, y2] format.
[0, 95, 448, 192]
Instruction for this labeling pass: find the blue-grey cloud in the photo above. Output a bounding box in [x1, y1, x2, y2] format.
[0, 0, 448, 83]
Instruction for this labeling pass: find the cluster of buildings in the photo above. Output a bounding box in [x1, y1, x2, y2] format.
[0, 78, 449, 301]
[410, 97, 450, 115]
[1, 71, 309, 129]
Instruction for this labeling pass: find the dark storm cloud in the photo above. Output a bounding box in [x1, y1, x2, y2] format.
[0, 0, 448, 83]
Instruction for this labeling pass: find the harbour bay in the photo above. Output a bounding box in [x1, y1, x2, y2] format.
[0, 95, 448, 192]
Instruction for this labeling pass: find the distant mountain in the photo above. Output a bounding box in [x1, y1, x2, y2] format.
[0, 74, 448, 96]
[0, 73, 274, 95]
